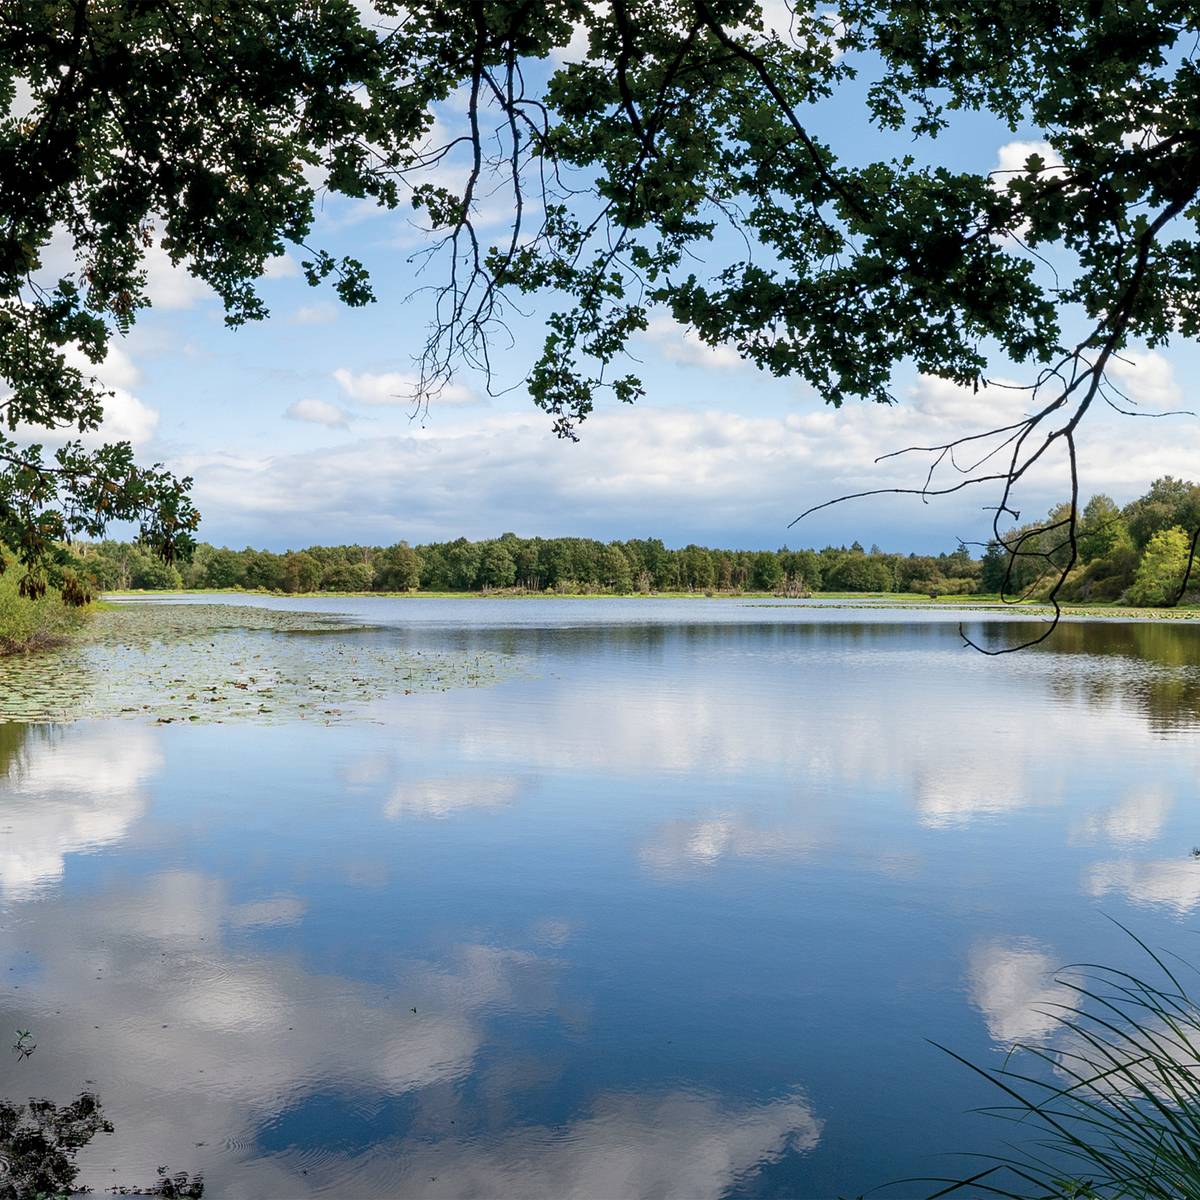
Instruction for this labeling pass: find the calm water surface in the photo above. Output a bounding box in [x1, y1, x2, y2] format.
[3, 598, 1200, 1198]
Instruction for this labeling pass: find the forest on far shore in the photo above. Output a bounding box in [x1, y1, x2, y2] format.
[60, 477, 1200, 607]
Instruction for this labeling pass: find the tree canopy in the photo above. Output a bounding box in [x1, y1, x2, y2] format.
[68, 477, 1200, 605]
[4, 0, 1200, 616]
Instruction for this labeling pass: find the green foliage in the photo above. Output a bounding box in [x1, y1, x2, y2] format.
[750, 550, 784, 591]
[1127, 525, 1192, 607]
[823, 548, 895, 592]
[62, 478, 1200, 607]
[1124, 478, 1200, 551]
[1078, 494, 1127, 565]
[320, 560, 375, 592]
[477, 541, 517, 589]
[70, 533, 987, 596]
[0, 0, 428, 588]
[199, 548, 245, 590]
[0, 547, 88, 653]
[6, 1, 1199, 605]
[373, 543, 421, 591]
[987, 483, 1200, 607]
[282, 550, 324, 593]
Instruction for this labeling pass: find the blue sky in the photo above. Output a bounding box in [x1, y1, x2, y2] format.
[30, 9, 1200, 554]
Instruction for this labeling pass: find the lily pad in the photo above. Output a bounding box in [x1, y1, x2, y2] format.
[0, 604, 514, 725]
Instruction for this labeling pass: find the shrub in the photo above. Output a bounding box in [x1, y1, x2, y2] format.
[0, 560, 89, 654]
[1126, 525, 1191, 606]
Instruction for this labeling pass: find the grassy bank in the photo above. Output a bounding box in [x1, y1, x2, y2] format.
[0, 570, 89, 655]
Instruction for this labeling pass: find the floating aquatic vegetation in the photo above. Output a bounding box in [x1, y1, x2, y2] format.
[0, 604, 512, 725]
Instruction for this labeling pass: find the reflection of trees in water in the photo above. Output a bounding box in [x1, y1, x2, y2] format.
[411, 615, 1200, 735]
[1016, 621, 1200, 733]
[399, 617, 963, 661]
[0, 722, 34, 781]
[0, 1091, 111, 1199]
[0, 1089, 203, 1198]
[0, 724, 71, 785]
[0, 723, 20, 778]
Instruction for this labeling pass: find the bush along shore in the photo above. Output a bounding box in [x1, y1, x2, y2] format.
[0, 552, 89, 655]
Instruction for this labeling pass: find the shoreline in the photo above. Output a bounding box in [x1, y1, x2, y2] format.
[101, 589, 1200, 623]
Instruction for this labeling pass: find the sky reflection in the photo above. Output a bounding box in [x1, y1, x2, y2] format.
[4, 605, 1200, 1195]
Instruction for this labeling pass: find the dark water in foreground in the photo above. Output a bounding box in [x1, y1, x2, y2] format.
[2, 598, 1200, 1198]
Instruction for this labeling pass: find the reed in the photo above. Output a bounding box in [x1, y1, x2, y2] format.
[930, 928, 1200, 1199]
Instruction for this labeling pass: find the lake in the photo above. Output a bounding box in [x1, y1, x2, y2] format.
[2, 597, 1200, 1198]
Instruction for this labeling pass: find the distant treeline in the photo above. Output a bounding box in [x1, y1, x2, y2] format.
[68, 536, 983, 596]
[62, 477, 1200, 604]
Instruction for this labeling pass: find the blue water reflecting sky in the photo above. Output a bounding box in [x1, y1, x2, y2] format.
[2, 600, 1200, 1197]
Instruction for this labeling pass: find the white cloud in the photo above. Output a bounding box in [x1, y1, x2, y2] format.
[261, 252, 300, 280]
[642, 314, 744, 370]
[180, 346, 1200, 550]
[227, 895, 307, 929]
[4, 75, 35, 120]
[14, 384, 159, 447]
[968, 939, 1074, 1044]
[92, 387, 161, 443]
[550, 2, 606, 63]
[907, 373, 1030, 424]
[284, 397, 354, 429]
[333, 366, 477, 407]
[991, 141, 1068, 244]
[759, 0, 799, 41]
[912, 750, 1065, 829]
[24, 227, 210, 311]
[64, 341, 142, 392]
[4, 869, 572, 1194]
[1107, 349, 1184, 409]
[142, 242, 214, 309]
[755, 2, 843, 54]
[7, 339, 158, 445]
[993, 139, 1066, 180]
[291, 302, 339, 325]
[348, 0, 394, 27]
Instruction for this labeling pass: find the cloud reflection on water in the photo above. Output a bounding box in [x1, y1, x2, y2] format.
[385, 775, 524, 820]
[281, 1087, 822, 1199]
[0, 725, 161, 902]
[1, 867, 576, 1195]
[0, 868, 825, 1197]
[1074, 784, 1175, 846]
[967, 939, 1075, 1044]
[1085, 858, 1200, 913]
[638, 812, 827, 875]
